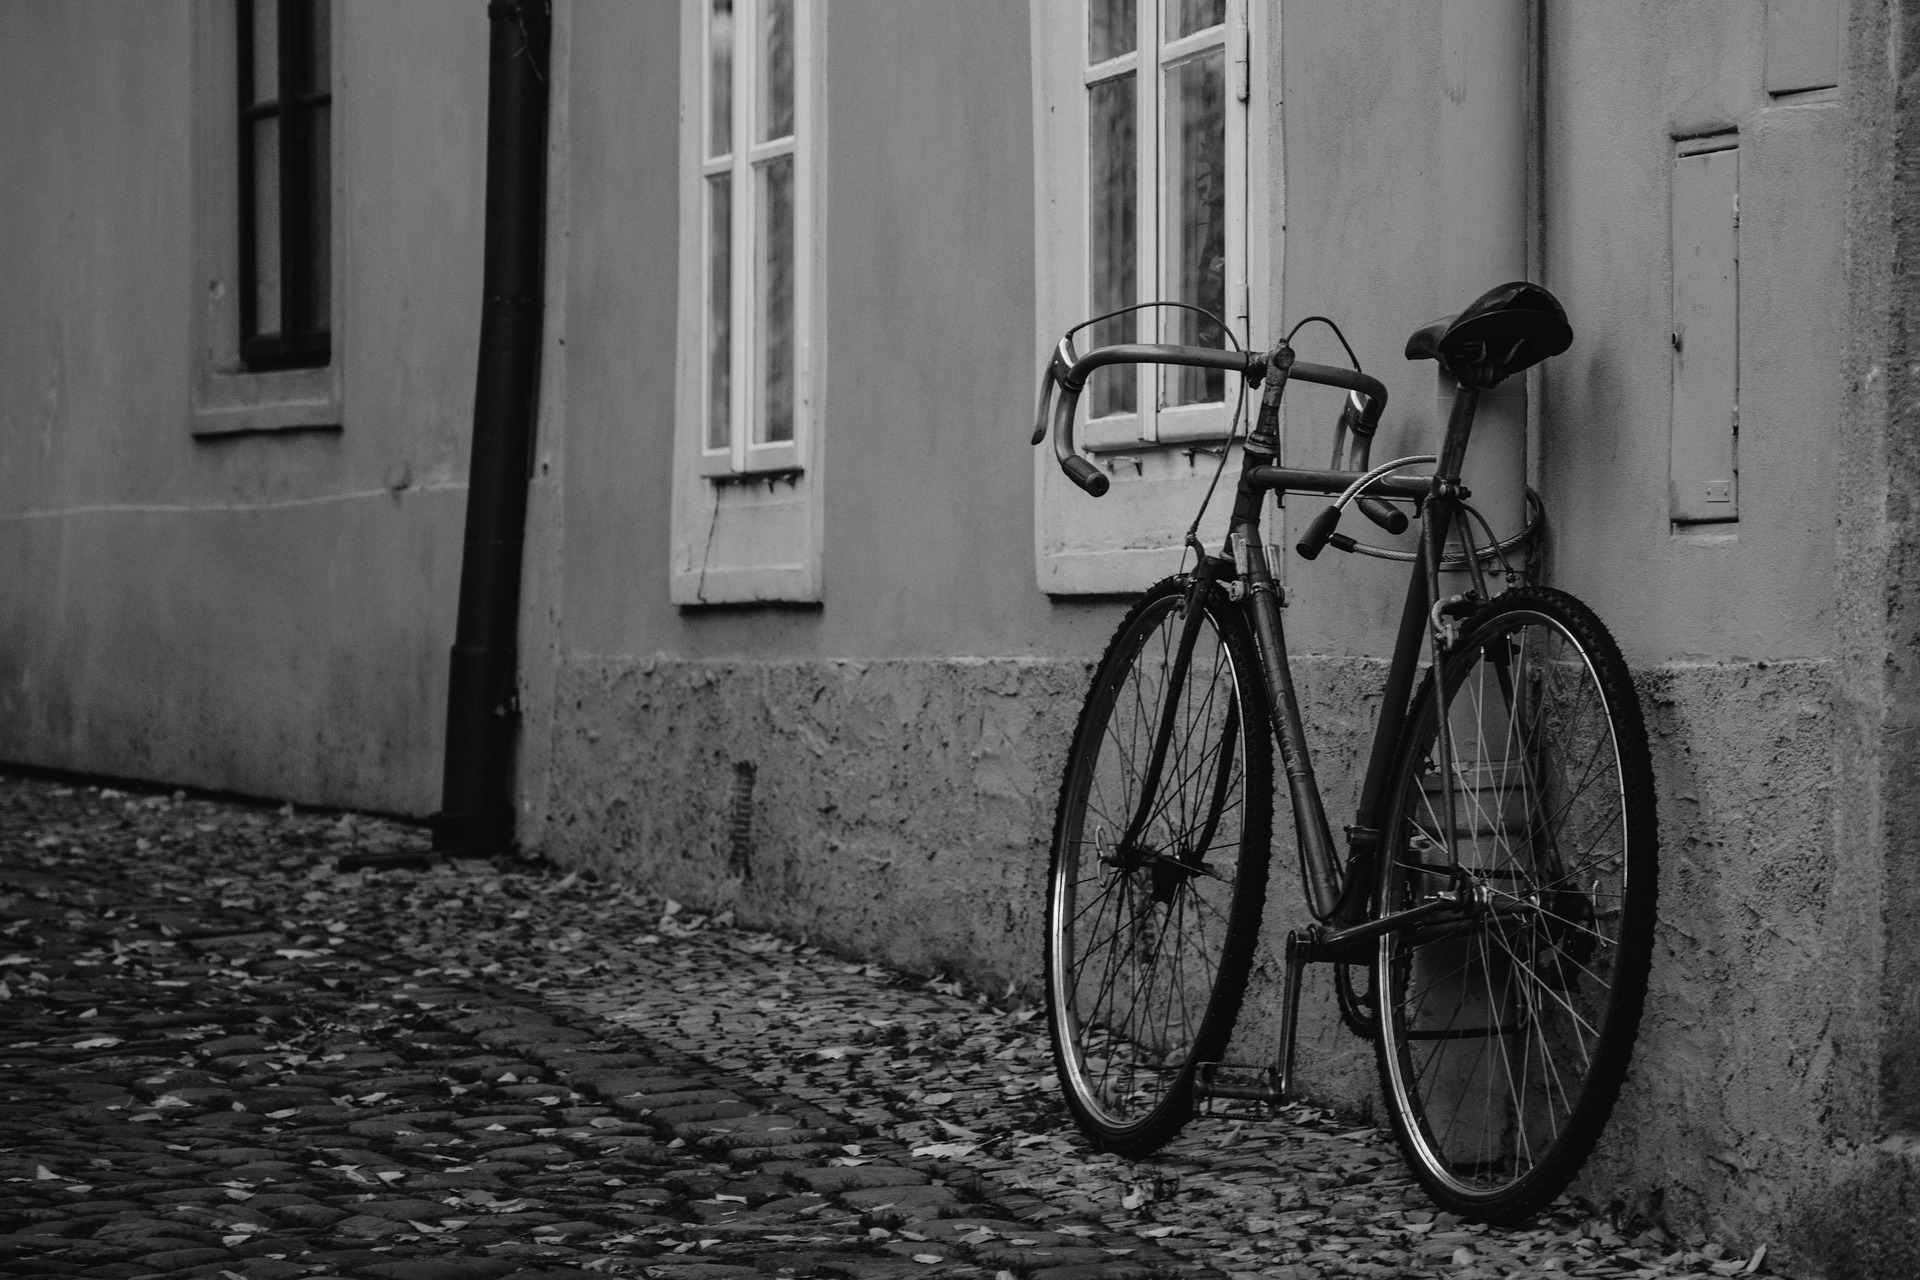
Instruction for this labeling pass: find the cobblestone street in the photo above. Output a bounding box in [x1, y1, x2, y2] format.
[0, 774, 1769, 1280]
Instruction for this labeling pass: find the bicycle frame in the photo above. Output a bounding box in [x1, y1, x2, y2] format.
[1035, 292, 1653, 1216]
[1036, 336, 1499, 961]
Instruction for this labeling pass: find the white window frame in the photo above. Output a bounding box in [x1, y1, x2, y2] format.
[671, 0, 825, 605]
[1031, 0, 1273, 595]
[189, 0, 347, 437]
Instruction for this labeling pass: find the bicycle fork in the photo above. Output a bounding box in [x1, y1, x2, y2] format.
[1193, 526, 1352, 1110]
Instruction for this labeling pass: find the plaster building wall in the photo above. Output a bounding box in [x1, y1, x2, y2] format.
[0, 1, 485, 813]
[1236, 2, 1862, 1262]
[0, 0, 1906, 1268]
[1537, 1, 1853, 1253]
[527, 1, 1884, 1266]
[531, 0, 1107, 978]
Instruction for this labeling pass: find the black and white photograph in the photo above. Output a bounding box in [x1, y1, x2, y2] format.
[0, 2, 1898, 1277]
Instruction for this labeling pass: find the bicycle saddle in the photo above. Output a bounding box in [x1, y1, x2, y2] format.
[1404, 281, 1572, 387]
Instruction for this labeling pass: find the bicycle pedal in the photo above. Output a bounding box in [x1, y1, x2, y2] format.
[1193, 1061, 1284, 1114]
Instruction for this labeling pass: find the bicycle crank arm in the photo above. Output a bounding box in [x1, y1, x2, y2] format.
[1300, 894, 1471, 965]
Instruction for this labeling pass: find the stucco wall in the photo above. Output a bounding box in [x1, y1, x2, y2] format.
[540, 649, 1844, 1244]
[1540, 2, 1842, 662]
[530, 1, 1877, 1266]
[0, 0, 486, 812]
[546, 656, 1078, 974]
[535, 0, 1124, 677]
[0, 0, 1897, 1268]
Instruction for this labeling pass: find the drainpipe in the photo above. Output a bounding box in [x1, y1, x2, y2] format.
[431, 0, 553, 858]
[1438, 0, 1531, 543]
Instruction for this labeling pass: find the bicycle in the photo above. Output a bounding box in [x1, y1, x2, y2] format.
[1030, 282, 1657, 1223]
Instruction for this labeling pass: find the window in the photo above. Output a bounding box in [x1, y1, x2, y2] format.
[1082, 0, 1242, 449]
[189, 0, 343, 435]
[671, 0, 823, 603]
[236, 0, 333, 371]
[1031, 0, 1271, 593]
[699, 0, 807, 477]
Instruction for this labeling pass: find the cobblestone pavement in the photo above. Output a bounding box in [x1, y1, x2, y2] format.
[0, 774, 1777, 1280]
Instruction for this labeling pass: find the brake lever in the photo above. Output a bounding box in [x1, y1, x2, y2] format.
[1031, 337, 1076, 446]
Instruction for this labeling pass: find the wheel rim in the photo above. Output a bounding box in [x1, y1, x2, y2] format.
[1377, 608, 1635, 1202]
[1050, 595, 1252, 1132]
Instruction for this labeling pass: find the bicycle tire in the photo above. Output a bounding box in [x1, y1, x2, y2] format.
[1372, 586, 1657, 1222]
[1046, 575, 1273, 1156]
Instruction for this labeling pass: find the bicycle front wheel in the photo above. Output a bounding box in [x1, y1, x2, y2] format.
[1046, 575, 1273, 1156]
[1373, 587, 1657, 1222]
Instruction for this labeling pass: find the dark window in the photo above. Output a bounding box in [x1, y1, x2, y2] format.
[237, 0, 331, 370]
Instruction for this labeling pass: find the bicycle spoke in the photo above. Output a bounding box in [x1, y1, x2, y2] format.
[1376, 594, 1655, 1218]
[1047, 581, 1271, 1150]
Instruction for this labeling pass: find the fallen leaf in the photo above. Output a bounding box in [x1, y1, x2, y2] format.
[911, 1142, 978, 1159]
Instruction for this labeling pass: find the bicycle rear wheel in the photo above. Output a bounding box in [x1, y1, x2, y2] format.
[1046, 575, 1272, 1155]
[1373, 586, 1656, 1221]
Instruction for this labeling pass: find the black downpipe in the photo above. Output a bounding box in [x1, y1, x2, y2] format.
[431, 1, 553, 856]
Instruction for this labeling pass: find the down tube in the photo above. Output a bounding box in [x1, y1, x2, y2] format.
[1238, 532, 1342, 921]
[1349, 547, 1434, 855]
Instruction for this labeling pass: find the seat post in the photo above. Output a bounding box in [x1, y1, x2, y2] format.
[1436, 379, 1483, 483]
[1450, 365, 1528, 547]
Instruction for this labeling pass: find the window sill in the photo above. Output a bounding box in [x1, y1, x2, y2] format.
[191, 356, 342, 438]
[696, 441, 802, 478]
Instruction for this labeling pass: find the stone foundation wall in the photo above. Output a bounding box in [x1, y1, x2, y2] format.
[537, 653, 1853, 1246]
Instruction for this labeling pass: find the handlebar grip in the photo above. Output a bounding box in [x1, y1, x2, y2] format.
[1356, 496, 1408, 535]
[1062, 455, 1111, 497]
[1296, 503, 1342, 560]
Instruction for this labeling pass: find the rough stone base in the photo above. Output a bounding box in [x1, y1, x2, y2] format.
[1790, 1133, 1920, 1278]
[537, 652, 1859, 1261]
[541, 655, 1086, 985]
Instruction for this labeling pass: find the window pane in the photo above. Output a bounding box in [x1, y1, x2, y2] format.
[305, 104, 331, 335]
[708, 0, 733, 159]
[755, 155, 795, 445]
[1164, 0, 1225, 40]
[707, 174, 732, 452]
[760, 0, 794, 142]
[1164, 50, 1226, 406]
[252, 115, 282, 336]
[1087, 0, 1136, 63]
[1087, 74, 1136, 418]
[249, 0, 279, 105]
